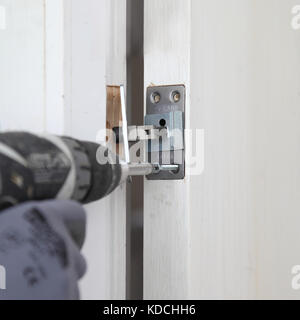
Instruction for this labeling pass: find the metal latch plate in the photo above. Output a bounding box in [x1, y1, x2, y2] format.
[145, 85, 185, 180]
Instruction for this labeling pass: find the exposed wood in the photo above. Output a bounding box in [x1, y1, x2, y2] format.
[106, 86, 122, 131]
[106, 85, 123, 156]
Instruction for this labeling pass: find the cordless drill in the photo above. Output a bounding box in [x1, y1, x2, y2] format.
[0, 131, 160, 210]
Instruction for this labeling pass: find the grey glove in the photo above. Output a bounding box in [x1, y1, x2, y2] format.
[0, 200, 87, 300]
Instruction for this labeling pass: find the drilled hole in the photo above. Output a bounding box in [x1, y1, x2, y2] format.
[159, 119, 166, 127]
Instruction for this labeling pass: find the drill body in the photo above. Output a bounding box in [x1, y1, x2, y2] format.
[0, 132, 122, 210]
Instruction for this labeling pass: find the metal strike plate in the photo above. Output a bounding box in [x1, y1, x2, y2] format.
[145, 85, 185, 180]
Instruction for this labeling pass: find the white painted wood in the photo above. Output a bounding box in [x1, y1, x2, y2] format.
[0, 0, 126, 299]
[2, 0, 299, 301]
[0, 4, 6, 30]
[189, 0, 300, 300]
[189, 0, 256, 299]
[63, 0, 107, 300]
[0, 0, 45, 132]
[145, 0, 300, 300]
[44, 0, 64, 135]
[101, 0, 127, 299]
[63, 0, 127, 299]
[250, 0, 300, 300]
[144, 0, 191, 299]
[0, 0, 64, 134]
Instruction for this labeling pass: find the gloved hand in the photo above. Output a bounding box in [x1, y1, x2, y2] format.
[0, 200, 87, 300]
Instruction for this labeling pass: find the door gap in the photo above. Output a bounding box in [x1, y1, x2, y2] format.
[126, 0, 144, 300]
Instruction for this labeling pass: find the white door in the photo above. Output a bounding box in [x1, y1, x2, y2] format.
[144, 0, 300, 300]
[1, 0, 300, 300]
[0, 0, 127, 300]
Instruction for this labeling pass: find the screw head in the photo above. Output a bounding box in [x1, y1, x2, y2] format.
[172, 91, 181, 103]
[152, 92, 161, 104]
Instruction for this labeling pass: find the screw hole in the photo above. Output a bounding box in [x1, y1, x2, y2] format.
[159, 119, 166, 127]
